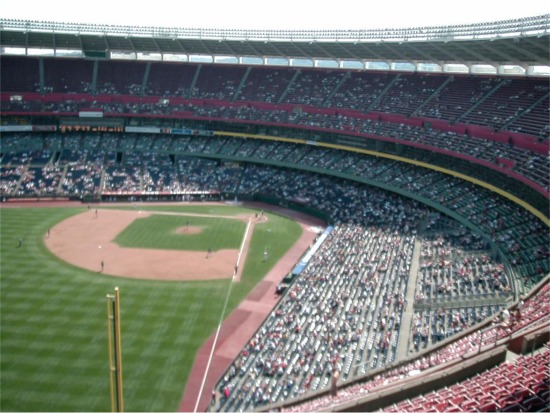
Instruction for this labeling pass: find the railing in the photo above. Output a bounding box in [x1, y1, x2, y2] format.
[1, 15, 549, 42]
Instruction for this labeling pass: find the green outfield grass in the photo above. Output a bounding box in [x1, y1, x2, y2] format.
[0, 204, 302, 412]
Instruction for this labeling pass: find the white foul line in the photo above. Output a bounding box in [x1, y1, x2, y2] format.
[235, 218, 253, 276]
[193, 218, 253, 412]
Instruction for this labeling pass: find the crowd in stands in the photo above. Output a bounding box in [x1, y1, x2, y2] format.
[3, 96, 549, 192]
[211, 217, 419, 411]
[2, 57, 549, 193]
[3, 58, 547, 141]
[207, 188, 516, 411]
[285, 282, 550, 412]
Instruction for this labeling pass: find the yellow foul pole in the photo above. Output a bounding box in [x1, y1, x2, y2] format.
[107, 287, 124, 412]
[107, 292, 116, 412]
[114, 287, 124, 412]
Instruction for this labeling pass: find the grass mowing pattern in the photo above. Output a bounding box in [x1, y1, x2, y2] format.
[0, 205, 302, 412]
[114, 214, 245, 251]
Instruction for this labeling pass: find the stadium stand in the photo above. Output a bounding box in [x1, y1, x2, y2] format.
[1, 18, 549, 411]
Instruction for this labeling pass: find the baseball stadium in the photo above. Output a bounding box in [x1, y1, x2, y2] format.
[0, 10, 549, 413]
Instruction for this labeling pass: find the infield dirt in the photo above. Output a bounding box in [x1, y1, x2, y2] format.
[44, 208, 263, 281]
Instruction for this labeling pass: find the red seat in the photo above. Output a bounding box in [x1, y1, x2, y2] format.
[422, 400, 438, 410]
[514, 387, 532, 400]
[531, 378, 550, 394]
[498, 387, 531, 409]
[482, 384, 498, 393]
[395, 399, 413, 410]
[433, 402, 449, 412]
[449, 395, 465, 407]
[460, 399, 478, 411]
[533, 372, 546, 382]
[501, 402, 524, 412]
[479, 401, 498, 412]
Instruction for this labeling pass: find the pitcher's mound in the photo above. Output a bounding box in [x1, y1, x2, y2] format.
[175, 226, 203, 235]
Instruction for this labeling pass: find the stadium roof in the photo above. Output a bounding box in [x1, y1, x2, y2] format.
[1, 15, 549, 74]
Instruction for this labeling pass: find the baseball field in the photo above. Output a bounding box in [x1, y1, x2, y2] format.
[0, 202, 312, 412]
